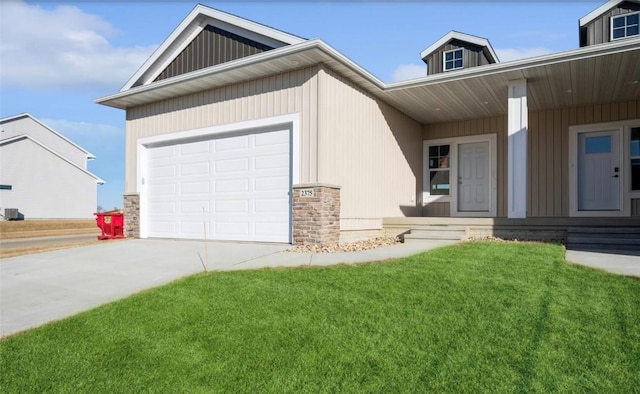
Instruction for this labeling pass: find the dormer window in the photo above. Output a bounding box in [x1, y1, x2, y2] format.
[444, 48, 463, 71]
[611, 12, 639, 40]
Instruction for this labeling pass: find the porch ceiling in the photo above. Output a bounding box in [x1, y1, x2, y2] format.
[382, 45, 640, 124]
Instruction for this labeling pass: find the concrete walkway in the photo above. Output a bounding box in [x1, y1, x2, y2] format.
[2, 238, 638, 338]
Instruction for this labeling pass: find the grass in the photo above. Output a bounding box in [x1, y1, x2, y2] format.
[1, 242, 639, 393]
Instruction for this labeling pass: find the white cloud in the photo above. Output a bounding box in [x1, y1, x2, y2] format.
[0, 1, 157, 90]
[494, 47, 554, 62]
[390, 64, 426, 82]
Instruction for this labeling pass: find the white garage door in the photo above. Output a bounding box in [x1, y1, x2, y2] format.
[146, 128, 291, 242]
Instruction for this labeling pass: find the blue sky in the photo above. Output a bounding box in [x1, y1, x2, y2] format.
[1, 0, 602, 210]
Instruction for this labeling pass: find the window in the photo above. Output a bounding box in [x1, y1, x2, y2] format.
[0, 185, 12, 190]
[612, 12, 639, 40]
[428, 144, 450, 195]
[443, 48, 463, 71]
[631, 127, 640, 190]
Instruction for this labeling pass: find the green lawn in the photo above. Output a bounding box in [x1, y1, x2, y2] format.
[1, 242, 639, 393]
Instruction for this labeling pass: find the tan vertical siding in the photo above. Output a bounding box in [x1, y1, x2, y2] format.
[125, 66, 319, 192]
[632, 199, 640, 216]
[424, 100, 639, 218]
[317, 66, 423, 231]
[423, 115, 508, 216]
[528, 100, 639, 217]
[422, 202, 450, 217]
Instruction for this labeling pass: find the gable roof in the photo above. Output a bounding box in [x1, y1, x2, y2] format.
[0, 113, 95, 160]
[120, 4, 306, 92]
[0, 134, 105, 184]
[579, 0, 640, 26]
[419, 31, 499, 63]
[95, 35, 640, 124]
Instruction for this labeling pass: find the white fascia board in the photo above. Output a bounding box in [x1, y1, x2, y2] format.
[420, 31, 499, 62]
[579, 0, 635, 26]
[0, 112, 96, 159]
[0, 134, 104, 184]
[96, 39, 386, 107]
[120, 4, 305, 92]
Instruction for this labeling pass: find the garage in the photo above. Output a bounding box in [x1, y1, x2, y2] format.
[144, 126, 292, 243]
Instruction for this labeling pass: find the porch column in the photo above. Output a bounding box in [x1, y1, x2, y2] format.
[507, 79, 528, 218]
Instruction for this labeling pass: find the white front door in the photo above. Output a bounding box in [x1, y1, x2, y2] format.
[458, 142, 490, 212]
[577, 130, 621, 211]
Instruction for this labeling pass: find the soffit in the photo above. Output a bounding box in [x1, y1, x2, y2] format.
[97, 39, 640, 125]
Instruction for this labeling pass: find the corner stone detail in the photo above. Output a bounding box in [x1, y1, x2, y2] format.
[123, 193, 140, 238]
[292, 183, 341, 246]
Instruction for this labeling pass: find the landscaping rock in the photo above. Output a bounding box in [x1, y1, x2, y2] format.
[286, 236, 401, 253]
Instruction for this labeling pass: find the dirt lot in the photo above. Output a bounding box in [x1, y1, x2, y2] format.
[0, 219, 99, 239]
[1, 219, 104, 258]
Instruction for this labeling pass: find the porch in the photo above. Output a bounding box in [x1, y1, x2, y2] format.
[383, 216, 640, 253]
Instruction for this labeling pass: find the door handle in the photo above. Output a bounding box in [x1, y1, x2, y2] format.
[612, 174, 619, 178]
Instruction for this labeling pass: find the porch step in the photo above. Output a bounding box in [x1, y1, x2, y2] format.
[566, 227, 640, 252]
[403, 226, 466, 241]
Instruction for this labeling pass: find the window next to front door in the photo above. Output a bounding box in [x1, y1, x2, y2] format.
[631, 127, 640, 191]
[428, 144, 450, 196]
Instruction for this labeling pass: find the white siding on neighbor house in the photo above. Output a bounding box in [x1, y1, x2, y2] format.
[0, 138, 98, 219]
[125, 66, 319, 192]
[317, 66, 423, 231]
[1, 116, 90, 169]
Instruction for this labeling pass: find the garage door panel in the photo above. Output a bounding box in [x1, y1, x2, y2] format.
[180, 161, 210, 176]
[146, 127, 291, 242]
[149, 183, 177, 196]
[180, 200, 209, 213]
[255, 198, 289, 213]
[181, 181, 210, 195]
[255, 154, 288, 170]
[255, 176, 288, 191]
[215, 135, 249, 151]
[180, 140, 210, 155]
[215, 157, 249, 172]
[255, 129, 288, 146]
[215, 178, 249, 193]
[215, 199, 249, 213]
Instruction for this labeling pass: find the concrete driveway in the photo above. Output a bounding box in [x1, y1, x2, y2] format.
[0, 239, 289, 337]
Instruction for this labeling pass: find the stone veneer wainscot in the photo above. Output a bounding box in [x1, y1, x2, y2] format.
[292, 183, 341, 245]
[123, 193, 140, 238]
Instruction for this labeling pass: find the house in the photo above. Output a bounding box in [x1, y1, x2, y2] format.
[95, 1, 640, 247]
[0, 114, 104, 219]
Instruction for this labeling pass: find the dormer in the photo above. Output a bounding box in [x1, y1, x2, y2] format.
[121, 4, 306, 91]
[579, 0, 640, 47]
[420, 31, 498, 76]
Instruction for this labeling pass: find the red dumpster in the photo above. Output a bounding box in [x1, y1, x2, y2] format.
[94, 211, 124, 240]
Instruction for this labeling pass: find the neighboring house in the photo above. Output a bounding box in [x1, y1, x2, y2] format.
[96, 1, 640, 245]
[0, 114, 104, 219]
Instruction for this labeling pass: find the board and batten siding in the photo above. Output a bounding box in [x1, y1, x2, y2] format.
[125, 66, 319, 192]
[424, 41, 492, 76]
[423, 115, 508, 216]
[316, 66, 423, 231]
[153, 25, 274, 84]
[423, 100, 640, 218]
[580, 1, 640, 47]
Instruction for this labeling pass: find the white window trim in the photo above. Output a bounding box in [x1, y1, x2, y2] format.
[610, 11, 640, 41]
[136, 113, 300, 239]
[568, 119, 640, 217]
[443, 48, 464, 71]
[423, 134, 497, 217]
